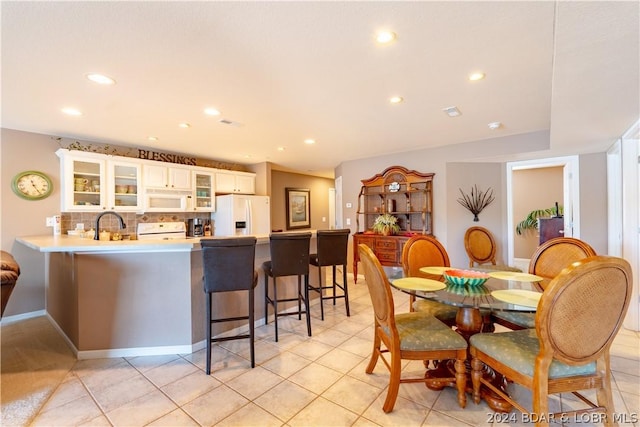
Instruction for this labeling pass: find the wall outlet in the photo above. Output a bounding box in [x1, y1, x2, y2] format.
[322, 216, 326, 222]
[346, 218, 351, 225]
[45, 217, 54, 226]
[346, 202, 352, 208]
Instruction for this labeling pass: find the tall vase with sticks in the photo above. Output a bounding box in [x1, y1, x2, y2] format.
[457, 185, 495, 222]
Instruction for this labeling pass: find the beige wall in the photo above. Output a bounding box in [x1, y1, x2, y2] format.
[1, 129, 61, 316]
[446, 163, 506, 265]
[578, 152, 608, 252]
[270, 170, 334, 232]
[512, 166, 563, 258]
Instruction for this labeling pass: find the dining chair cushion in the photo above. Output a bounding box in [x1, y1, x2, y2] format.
[384, 312, 468, 351]
[491, 311, 535, 329]
[470, 329, 596, 379]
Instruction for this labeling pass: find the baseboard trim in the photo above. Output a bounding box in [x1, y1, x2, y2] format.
[3, 272, 359, 358]
[0, 309, 46, 325]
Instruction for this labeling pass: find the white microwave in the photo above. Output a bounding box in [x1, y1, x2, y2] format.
[144, 190, 192, 212]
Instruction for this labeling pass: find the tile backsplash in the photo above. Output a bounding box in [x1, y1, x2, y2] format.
[61, 212, 210, 236]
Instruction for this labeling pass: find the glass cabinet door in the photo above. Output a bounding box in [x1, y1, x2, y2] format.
[70, 158, 105, 211]
[110, 161, 141, 211]
[194, 172, 214, 211]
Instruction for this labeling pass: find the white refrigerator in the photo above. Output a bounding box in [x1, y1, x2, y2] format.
[212, 194, 271, 236]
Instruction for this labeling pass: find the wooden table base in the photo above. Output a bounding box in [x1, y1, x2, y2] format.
[424, 306, 513, 413]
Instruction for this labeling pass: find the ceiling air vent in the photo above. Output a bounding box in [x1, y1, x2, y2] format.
[219, 119, 243, 127]
[442, 106, 461, 117]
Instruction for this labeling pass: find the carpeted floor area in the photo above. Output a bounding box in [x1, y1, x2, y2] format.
[1, 316, 76, 426]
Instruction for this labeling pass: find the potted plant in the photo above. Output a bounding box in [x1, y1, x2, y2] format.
[372, 213, 401, 236]
[515, 205, 563, 235]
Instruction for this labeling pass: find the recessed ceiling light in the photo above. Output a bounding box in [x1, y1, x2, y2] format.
[304, 139, 316, 145]
[488, 122, 502, 130]
[376, 31, 396, 44]
[147, 136, 158, 141]
[179, 123, 191, 128]
[61, 107, 82, 116]
[442, 106, 462, 117]
[204, 108, 220, 116]
[244, 155, 251, 159]
[389, 96, 404, 104]
[86, 73, 116, 85]
[469, 72, 485, 81]
[277, 147, 286, 151]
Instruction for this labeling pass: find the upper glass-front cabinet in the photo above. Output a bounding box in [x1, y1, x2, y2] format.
[110, 160, 142, 211]
[57, 149, 142, 212]
[66, 156, 106, 211]
[192, 171, 215, 211]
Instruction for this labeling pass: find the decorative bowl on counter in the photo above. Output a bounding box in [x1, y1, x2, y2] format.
[443, 269, 489, 287]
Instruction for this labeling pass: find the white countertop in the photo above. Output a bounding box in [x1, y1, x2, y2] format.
[17, 231, 316, 253]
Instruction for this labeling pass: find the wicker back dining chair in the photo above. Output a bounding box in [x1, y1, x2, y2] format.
[464, 226, 522, 272]
[400, 235, 457, 325]
[470, 255, 632, 426]
[358, 244, 468, 413]
[464, 226, 498, 268]
[492, 237, 596, 330]
[529, 237, 597, 291]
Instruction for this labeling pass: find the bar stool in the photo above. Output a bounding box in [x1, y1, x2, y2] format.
[308, 229, 350, 321]
[201, 237, 258, 375]
[262, 232, 312, 342]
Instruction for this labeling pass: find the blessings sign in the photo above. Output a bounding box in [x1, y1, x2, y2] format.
[55, 137, 246, 171]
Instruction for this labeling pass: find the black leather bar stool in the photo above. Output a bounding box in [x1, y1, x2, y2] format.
[201, 237, 258, 375]
[262, 232, 312, 342]
[308, 229, 350, 321]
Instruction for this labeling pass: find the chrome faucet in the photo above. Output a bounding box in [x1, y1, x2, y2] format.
[94, 211, 127, 240]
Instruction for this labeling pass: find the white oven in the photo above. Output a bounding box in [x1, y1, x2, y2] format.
[137, 221, 187, 240]
[144, 190, 192, 212]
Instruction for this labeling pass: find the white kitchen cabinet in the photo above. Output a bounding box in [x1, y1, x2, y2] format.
[192, 170, 215, 212]
[215, 171, 255, 194]
[143, 164, 192, 190]
[57, 149, 142, 212]
[109, 160, 142, 211]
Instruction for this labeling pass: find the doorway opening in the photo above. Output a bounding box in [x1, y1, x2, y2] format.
[506, 156, 580, 269]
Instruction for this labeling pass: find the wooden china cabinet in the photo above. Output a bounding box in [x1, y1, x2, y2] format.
[353, 166, 434, 282]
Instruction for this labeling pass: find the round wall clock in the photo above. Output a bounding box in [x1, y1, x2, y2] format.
[11, 170, 53, 200]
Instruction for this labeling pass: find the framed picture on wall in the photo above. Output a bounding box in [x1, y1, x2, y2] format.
[286, 188, 310, 230]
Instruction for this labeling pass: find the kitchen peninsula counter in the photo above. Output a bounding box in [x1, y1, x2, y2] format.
[16, 234, 276, 253]
[17, 232, 317, 359]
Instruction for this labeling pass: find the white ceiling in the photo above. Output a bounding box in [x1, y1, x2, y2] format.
[2, 2, 638, 178]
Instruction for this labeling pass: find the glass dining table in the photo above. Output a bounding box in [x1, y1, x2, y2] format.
[388, 266, 544, 413]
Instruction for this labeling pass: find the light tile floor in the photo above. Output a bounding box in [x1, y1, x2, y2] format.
[1, 274, 639, 426]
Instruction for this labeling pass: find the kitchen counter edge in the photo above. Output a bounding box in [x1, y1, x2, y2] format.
[16, 231, 317, 253]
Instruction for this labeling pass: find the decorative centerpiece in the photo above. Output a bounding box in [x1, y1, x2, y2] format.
[443, 269, 489, 287]
[372, 213, 400, 236]
[457, 185, 495, 222]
